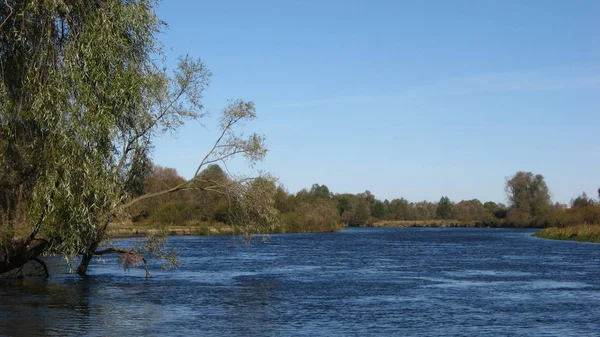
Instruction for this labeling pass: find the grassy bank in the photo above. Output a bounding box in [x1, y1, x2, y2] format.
[532, 224, 600, 243]
[108, 221, 235, 238]
[108, 220, 343, 238]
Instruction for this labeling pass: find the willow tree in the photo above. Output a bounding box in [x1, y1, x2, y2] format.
[0, 0, 277, 277]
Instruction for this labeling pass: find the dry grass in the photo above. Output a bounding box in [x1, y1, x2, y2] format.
[533, 224, 600, 243]
[108, 220, 234, 238]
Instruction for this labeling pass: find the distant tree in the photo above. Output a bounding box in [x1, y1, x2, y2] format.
[274, 185, 295, 213]
[310, 184, 332, 199]
[387, 198, 411, 220]
[371, 200, 387, 219]
[129, 164, 187, 222]
[436, 196, 453, 219]
[414, 201, 436, 220]
[359, 190, 376, 206]
[335, 194, 353, 216]
[335, 192, 375, 226]
[483, 201, 507, 220]
[276, 185, 341, 233]
[295, 200, 341, 232]
[350, 198, 371, 226]
[558, 191, 600, 226]
[452, 199, 486, 222]
[505, 171, 552, 226]
[571, 192, 595, 208]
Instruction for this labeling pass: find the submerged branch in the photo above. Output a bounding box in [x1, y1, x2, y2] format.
[93, 247, 150, 279]
[31, 257, 49, 278]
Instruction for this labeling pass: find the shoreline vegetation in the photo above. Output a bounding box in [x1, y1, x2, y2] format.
[107, 219, 529, 239]
[122, 168, 600, 243]
[532, 225, 600, 243]
[373, 220, 494, 228]
[107, 220, 477, 238]
[109, 221, 600, 245]
[107, 222, 336, 238]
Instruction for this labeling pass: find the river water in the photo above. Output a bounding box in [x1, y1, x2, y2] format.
[1, 228, 599, 336]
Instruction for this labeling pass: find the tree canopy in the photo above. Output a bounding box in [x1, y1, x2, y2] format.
[436, 197, 452, 219]
[0, 0, 275, 277]
[505, 171, 551, 226]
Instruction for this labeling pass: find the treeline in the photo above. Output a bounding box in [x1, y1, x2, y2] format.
[130, 164, 231, 227]
[277, 171, 600, 229]
[277, 187, 509, 228]
[131, 166, 599, 232]
[129, 164, 344, 233]
[328, 172, 599, 228]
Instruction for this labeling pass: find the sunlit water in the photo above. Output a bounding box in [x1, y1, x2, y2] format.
[1, 228, 599, 336]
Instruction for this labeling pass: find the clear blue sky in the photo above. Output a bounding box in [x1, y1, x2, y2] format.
[153, 0, 599, 204]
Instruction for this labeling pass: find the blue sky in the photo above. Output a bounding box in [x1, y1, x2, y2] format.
[153, 0, 599, 204]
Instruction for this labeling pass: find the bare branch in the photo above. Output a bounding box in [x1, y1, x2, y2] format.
[31, 257, 49, 278]
[121, 181, 190, 210]
[94, 247, 150, 279]
[193, 118, 238, 178]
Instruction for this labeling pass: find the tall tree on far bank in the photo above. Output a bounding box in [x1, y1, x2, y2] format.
[571, 192, 595, 208]
[505, 171, 551, 226]
[436, 196, 453, 219]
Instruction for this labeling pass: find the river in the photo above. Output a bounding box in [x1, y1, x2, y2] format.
[1, 228, 599, 336]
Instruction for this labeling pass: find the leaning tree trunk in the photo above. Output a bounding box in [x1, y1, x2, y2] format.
[77, 241, 100, 276]
[0, 239, 48, 276]
[77, 252, 93, 275]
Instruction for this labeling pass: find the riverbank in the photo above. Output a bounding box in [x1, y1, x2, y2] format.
[372, 220, 479, 228]
[110, 220, 476, 238]
[110, 219, 553, 238]
[108, 222, 235, 238]
[532, 224, 600, 243]
[107, 221, 342, 238]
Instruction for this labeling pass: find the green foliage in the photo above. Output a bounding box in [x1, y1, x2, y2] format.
[571, 192, 595, 209]
[1, 0, 276, 275]
[273, 183, 342, 233]
[309, 184, 332, 199]
[350, 198, 371, 226]
[413, 201, 437, 221]
[229, 176, 280, 236]
[147, 202, 199, 226]
[533, 224, 600, 243]
[436, 196, 453, 219]
[1, 0, 178, 256]
[335, 194, 353, 216]
[552, 203, 600, 227]
[333, 192, 379, 226]
[274, 185, 295, 213]
[278, 200, 341, 233]
[452, 199, 483, 222]
[371, 200, 387, 219]
[505, 171, 551, 227]
[484, 202, 508, 219]
[386, 198, 411, 220]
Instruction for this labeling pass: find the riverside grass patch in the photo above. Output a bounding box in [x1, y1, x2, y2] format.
[533, 224, 600, 243]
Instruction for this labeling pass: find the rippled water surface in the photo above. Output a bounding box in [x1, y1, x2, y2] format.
[1, 228, 600, 336]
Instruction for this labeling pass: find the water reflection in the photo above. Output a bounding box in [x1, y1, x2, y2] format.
[0, 276, 166, 336]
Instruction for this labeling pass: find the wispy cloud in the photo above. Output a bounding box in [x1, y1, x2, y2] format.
[270, 64, 600, 108]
